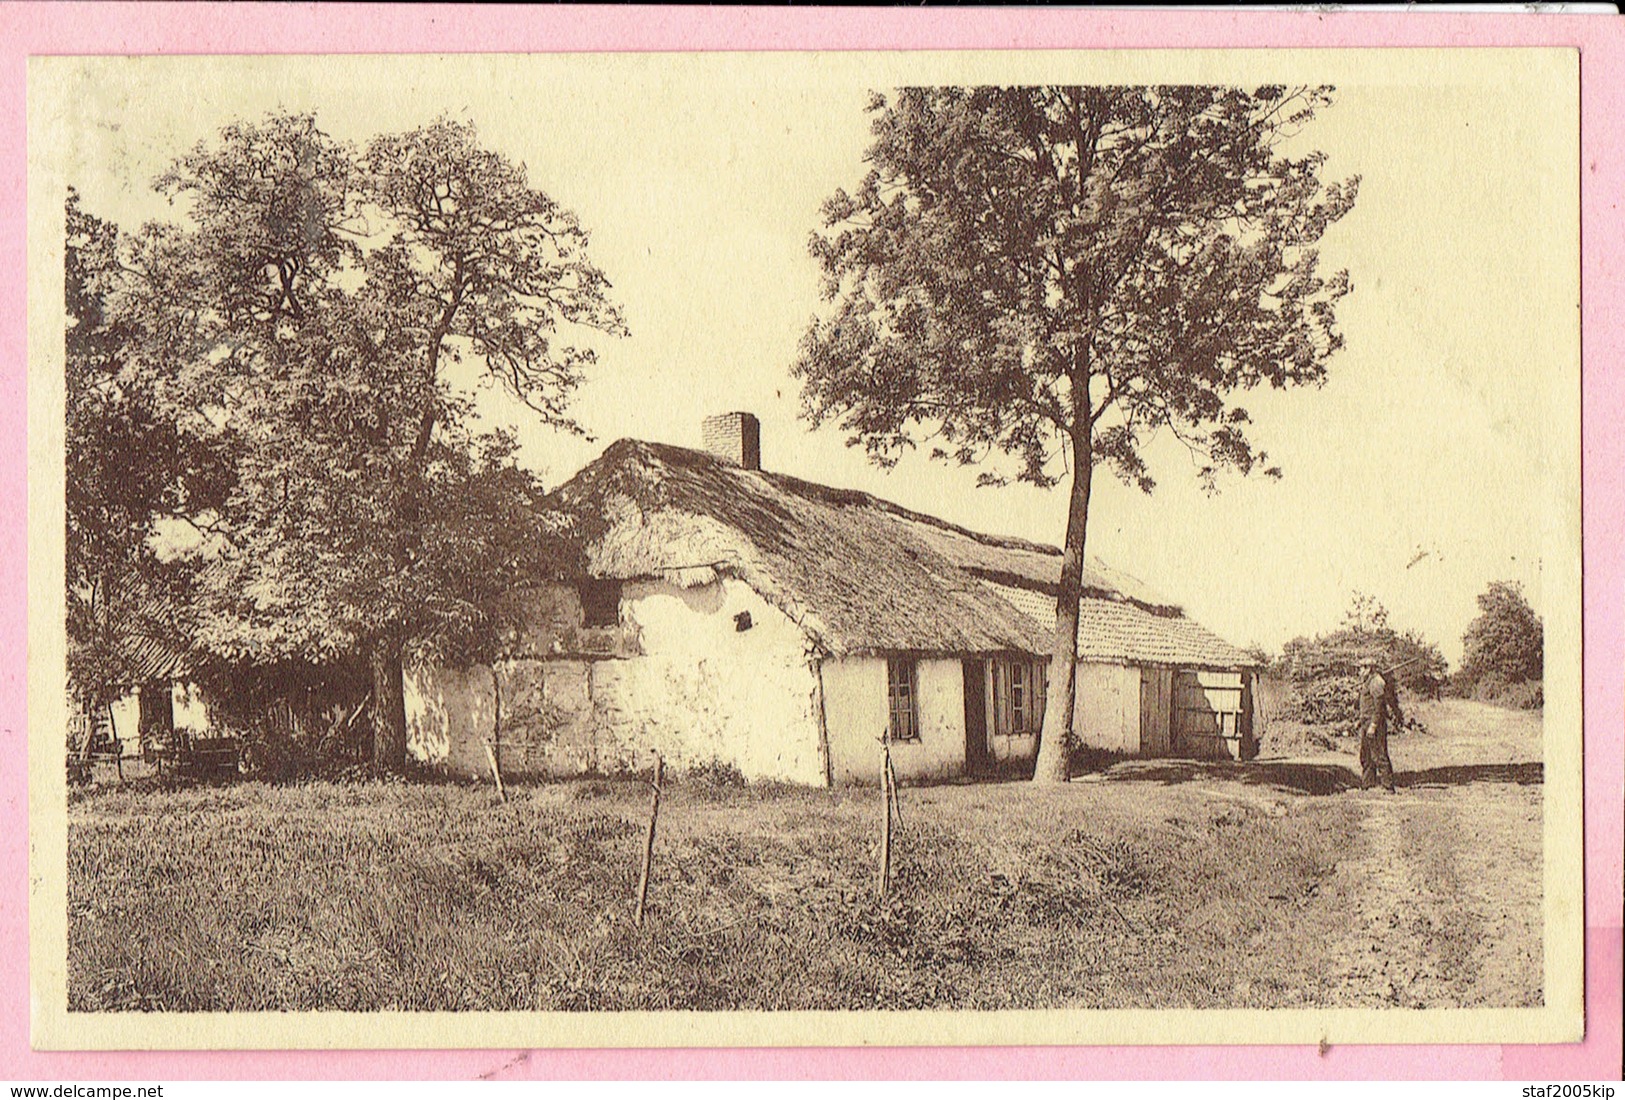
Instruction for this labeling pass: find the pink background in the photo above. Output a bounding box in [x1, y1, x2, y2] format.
[1, 3, 1619, 1081]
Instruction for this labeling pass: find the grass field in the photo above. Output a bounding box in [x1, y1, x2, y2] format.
[66, 698, 1542, 1012]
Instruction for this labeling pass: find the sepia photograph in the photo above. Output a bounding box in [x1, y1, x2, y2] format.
[26, 47, 1582, 1049]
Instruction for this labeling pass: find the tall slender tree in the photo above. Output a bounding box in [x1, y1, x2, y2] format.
[796, 86, 1359, 781]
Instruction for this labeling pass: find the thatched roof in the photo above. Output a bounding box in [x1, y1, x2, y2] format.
[115, 632, 191, 684]
[75, 584, 196, 690]
[553, 439, 1255, 667]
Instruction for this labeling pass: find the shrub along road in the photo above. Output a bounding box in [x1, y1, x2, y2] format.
[66, 700, 1541, 1012]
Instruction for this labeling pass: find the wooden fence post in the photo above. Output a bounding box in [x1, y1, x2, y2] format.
[635, 753, 664, 927]
[487, 663, 507, 802]
[483, 741, 507, 803]
[886, 744, 902, 828]
[878, 731, 893, 898]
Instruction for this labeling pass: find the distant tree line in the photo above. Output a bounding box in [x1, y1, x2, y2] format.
[1266, 582, 1544, 734]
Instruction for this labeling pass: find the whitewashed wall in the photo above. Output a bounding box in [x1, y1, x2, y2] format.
[819, 657, 883, 785]
[406, 577, 826, 785]
[108, 693, 142, 754]
[405, 662, 495, 778]
[822, 656, 967, 784]
[171, 682, 211, 734]
[594, 578, 824, 783]
[1074, 661, 1142, 754]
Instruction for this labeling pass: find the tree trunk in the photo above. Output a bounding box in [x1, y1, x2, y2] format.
[1031, 439, 1094, 784]
[369, 645, 409, 772]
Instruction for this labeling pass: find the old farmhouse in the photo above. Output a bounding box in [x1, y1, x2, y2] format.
[404, 413, 1262, 786]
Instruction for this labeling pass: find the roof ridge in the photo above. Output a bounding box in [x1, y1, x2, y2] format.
[966, 565, 1182, 618]
[573, 437, 1065, 558]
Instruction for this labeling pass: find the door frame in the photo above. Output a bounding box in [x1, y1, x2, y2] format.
[962, 659, 991, 775]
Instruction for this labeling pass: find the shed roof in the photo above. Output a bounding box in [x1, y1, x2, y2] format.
[553, 438, 1255, 668]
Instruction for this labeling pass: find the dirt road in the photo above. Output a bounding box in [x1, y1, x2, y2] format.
[1274, 699, 1543, 1007]
[1093, 698, 1544, 1008]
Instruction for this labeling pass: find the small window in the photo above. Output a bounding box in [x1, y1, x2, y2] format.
[993, 658, 1047, 736]
[1011, 661, 1031, 732]
[578, 579, 621, 628]
[887, 658, 920, 743]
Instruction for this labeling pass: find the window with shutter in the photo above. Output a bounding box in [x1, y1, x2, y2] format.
[992, 658, 1047, 736]
[886, 658, 920, 742]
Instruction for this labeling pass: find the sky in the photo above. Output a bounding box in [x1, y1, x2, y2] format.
[39, 49, 1580, 664]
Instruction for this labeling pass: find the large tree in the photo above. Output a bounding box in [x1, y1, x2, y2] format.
[796, 86, 1359, 781]
[119, 112, 625, 768]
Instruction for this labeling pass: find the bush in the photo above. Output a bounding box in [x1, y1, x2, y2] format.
[680, 758, 748, 789]
[1275, 594, 1445, 696]
[1456, 581, 1543, 704]
[1278, 631, 1446, 699]
[1472, 675, 1543, 710]
[1276, 674, 1364, 729]
[1269, 594, 1449, 733]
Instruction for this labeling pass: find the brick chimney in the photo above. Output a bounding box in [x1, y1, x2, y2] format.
[701, 412, 761, 471]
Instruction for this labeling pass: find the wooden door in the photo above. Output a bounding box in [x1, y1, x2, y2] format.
[963, 660, 990, 774]
[1139, 667, 1172, 757]
[137, 681, 174, 752]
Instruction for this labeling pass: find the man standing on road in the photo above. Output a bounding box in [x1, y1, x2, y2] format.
[1357, 658, 1403, 792]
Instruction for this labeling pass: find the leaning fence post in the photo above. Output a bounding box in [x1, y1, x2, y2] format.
[878, 730, 893, 898]
[483, 741, 507, 803]
[485, 663, 508, 802]
[634, 752, 663, 926]
[886, 744, 903, 829]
